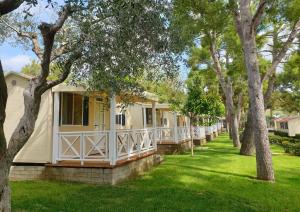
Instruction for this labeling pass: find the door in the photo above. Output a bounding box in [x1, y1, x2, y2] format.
[94, 97, 105, 131]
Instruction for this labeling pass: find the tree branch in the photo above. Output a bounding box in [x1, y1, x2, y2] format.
[209, 34, 228, 96]
[0, 20, 43, 60]
[43, 51, 82, 91]
[229, 0, 244, 43]
[51, 43, 70, 61]
[251, 0, 267, 32]
[38, 5, 73, 83]
[262, 19, 300, 82]
[0, 0, 24, 15]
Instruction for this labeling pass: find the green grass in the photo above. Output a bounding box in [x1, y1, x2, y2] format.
[12, 134, 300, 212]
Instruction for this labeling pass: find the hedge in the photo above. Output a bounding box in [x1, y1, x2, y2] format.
[269, 134, 300, 156]
[274, 131, 289, 137]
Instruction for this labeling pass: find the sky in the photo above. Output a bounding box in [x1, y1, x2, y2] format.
[0, 0, 59, 72]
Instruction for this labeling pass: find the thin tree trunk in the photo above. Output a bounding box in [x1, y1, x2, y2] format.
[226, 87, 240, 148]
[189, 115, 194, 157]
[240, 108, 255, 155]
[231, 110, 240, 148]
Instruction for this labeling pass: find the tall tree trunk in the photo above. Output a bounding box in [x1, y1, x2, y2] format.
[240, 108, 255, 155]
[0, 159, 10, 212]
[226, 86, 240, 148]
[231, 110, 240, 147]
[0, 60, 10, 212]
[239, 2, 274, 181]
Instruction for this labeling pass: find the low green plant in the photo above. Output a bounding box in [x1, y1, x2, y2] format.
[269, 134, 300, 156]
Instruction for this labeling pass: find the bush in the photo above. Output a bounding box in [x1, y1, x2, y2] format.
[295, 134, 300, 139]
[274, 131, 289, 137]
[294, 143, 300, 156]
[269, 134, 300, 144]
[269, 134, 300, 156]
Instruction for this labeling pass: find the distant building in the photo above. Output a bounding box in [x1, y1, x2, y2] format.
[273, 117, 300, 137]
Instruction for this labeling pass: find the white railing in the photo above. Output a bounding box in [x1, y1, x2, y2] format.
[177, 127, 190, 141]
[56, 125, 217, 164]
[156, 127, 174, 143]
[205, 126, 213, 135]
[116, 128, 156, 161]
[212, 124, 218, 132]
[193, 126, 206, 139]
[58, 131, 110, 163]
[217, 122, 222, 130]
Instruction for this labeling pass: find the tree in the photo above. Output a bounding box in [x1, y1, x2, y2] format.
[229, 0, 276, 181]
[276, 51, 300, 113]
[142, 77, 186, 111]
[0, 1, 177, 210]
[21, 60, 40, 76]
[171, 0, 247, 148]
[238, 0, 300, 156]
[183, 70, 224, 157]
[72, 0, 177, 98]
[0, 3, 82, 210]
[183, 70, 225, 126]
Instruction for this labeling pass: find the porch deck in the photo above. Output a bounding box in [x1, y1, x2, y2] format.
[53, 124, 223, 165]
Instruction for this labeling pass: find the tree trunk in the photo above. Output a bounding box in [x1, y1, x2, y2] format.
[225, 87, 240, 148]
[0, 61, 10, 212]
[230, 110, 240, 148]
[240, 109, 255, 156]
[240, 3, 274, 181]
[0, 160, 10, 212]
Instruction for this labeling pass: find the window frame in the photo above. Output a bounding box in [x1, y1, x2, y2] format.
[60, 92, 84, 126]
[116, 113, 126, 126]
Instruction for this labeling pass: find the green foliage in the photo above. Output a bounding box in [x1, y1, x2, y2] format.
[11, 135, 300, 211]
[269, 134, 300, 156]
[183, 70, 225, 125]
[21, 60, 40, 76]
[20, 60, 61, 81]
[142, 77, 186, 111]
[73, 0, 178, 96]
[276, 52, 300, 113]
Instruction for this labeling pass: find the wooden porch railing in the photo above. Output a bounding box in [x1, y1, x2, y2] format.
[55, 123, 222, 165]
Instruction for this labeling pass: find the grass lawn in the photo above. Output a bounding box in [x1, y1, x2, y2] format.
[12, 134, 300, 211]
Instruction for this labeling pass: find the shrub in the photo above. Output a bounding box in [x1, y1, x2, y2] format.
[274, 131, 289, 137]
[295, 134, 300, 139]
[294, 143, 300, 156]
[269, 134, 300, 156]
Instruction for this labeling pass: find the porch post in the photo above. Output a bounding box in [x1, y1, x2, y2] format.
[52, 92, 60, 164]
[173, 112, 178, 143]
[109, 94, 117, 166]
[143, 107, 147, 128]
[152, 102, 157, 146]
[152, 102, 156, 129]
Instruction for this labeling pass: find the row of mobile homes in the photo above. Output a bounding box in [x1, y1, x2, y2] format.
[5, 72, 224, 184]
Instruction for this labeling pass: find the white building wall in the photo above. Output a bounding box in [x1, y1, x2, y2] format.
[4, 74, 53, 163]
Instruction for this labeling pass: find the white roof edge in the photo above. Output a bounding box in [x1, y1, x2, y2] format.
[143, 91, 159, 102]
[3, 73, 160, 102]
[4, 71, 33, 80]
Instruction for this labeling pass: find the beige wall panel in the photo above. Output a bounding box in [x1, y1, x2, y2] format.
[4, 74, 53, 163]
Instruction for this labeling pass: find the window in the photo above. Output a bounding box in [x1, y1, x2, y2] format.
[60, 93, 89, 126]
[280, 122, 288, 129]
[116, 113, 126, 126]
[146, 108, 152, 125]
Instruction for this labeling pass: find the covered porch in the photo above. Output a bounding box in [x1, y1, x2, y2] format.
[51, 85, 195, 166]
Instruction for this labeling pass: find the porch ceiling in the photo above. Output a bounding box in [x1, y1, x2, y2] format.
[52, 84, 159, 103]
